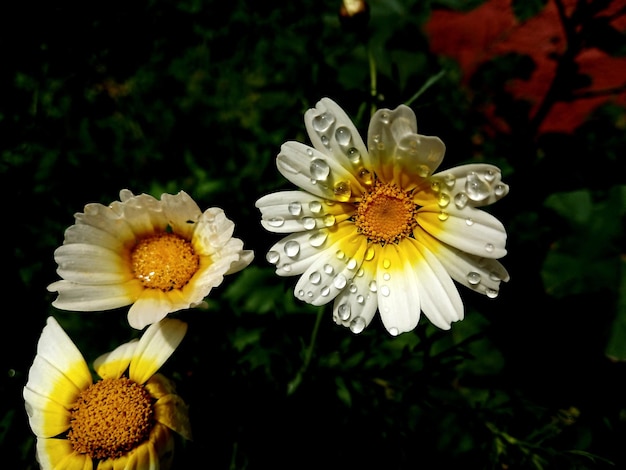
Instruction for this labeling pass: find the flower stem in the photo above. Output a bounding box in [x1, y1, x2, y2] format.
[287, 307, 324, 395]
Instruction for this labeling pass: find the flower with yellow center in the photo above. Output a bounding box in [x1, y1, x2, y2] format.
[47, 189, 254, 329]
[256, 98, 510, 336]
[23, 316, 192, 470]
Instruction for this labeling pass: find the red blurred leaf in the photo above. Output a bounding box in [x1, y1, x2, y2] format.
[425, 0, 626, 134]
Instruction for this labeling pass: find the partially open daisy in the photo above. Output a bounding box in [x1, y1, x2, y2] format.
[23, 316, 191, 470]
[256, 98, 510, 336]
[48, 190, 254, 329]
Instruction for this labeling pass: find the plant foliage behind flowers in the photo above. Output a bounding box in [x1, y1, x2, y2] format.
[3, 0, 626, 469]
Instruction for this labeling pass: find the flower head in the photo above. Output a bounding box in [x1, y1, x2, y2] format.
[256, 98, 510, 335]
[23, 316, 191, 470]
[48, 190, 254, 329]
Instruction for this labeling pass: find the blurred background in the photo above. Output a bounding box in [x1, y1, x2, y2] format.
[2, 0, 625, 468]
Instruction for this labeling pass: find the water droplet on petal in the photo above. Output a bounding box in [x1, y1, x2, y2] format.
[467, 272, 481, 285]
[336, 250, 345, 260]
[323, 214, 336, 227]
[388, 327, 399, 336]
[333, 181, 351, 202]
[266, 251, 280, 264]
[417, 165, 430, 177]
[484, 169, 496, 182]
[309, 230, 328, 247]
[346, 258, 357, 270]
[313, 112, 335, 132]
[350, 316, 366, 334]
[364, 246, 375, 261]
[438, 211, 449, 221]
[321, 286, 330, 296]
[444, 174, 456, 188]
[494, 184, 507, 196]
[310, 158, 330, 181]
[335, 126, 352, 146]
[309, 271, 322, 285]
[438, 193, 450, 207]
[288, 202, 302, 216]
[324, 264, 334, 275]
[465, 172, 490, 201]
[338, 303, 351, 321]
[369, 280, 377, 292]
[383, 273, 390, 281]
[333, 274, 347, 289]
[302, 217, 316, 230]
[347, 147, 361, 164]
[356, 294, 364, 304]
[349, 283, 357, 293]
[358, 168, 373, 186]
[309, 201, 322, 213]
[465, 218, 474, 226]
[383, 258, 391, 269]
[306, 148, 314, 157]
[268, 217, 285, 227]
[486, 288, 498, 298]
[284, 240, 300, 258]
[454, 192, 469, 209]
[282, 264, 292, 273]
[320, 135, 330, 147]
[431, 181, 441, 192]
[380, 285, 390, 296]
[298, 290, 305, 297]
[485, 243, 495, 253]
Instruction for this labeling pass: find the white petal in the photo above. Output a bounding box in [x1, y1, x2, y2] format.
[62, 224, 126, 252]
[367, 105, 445, 187]
[74, 202, 136, 241]
[304, 98, 370, 172]
[93, 340, 139, 380]
[294, 226, 368, 306]
[405, 238, 464, 329]
[53, 244, 132, 284]
[417, 205, 507, 258]
[415, 229, 510, 296]
[277, 141, 365, 201]
[129, 318, 187, 384]
[23, 387, 71, 438]
[48, 279, 142, 311]
[266, 230, 331, 277]
[127, 292, 173, 330]
[24, 317, 92, 407]
[161, 191, 202, 239]
[112, 192, 169, 235]
[255, 190, 354, 233]
[375, 244, 421, 335]
[193, 207, 236, 254]
[331, 258, 378, 334]
[430, 164, 509, 207]
[225, 250, 255, 275]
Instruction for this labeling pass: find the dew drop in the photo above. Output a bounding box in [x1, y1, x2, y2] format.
[369, 280, 378, 292]
[383, 273, 390, 281]
[358, 168, 373, 186]
[465, 218, 474, 226]
[266, 251, 280, 264]
[383, 258, 391, 269]
[484, 169, 496, 182]
[309, 271, 322, 285]
[267, 217, 285, 227]
[388, 327, 399, 336]
[347, 147, 361, 164]
[333, 274, 347, 289]
[338, 303, 351, 321]
[321, 286, 330, 296]
[494, 184, 507, 196]
[467, 272, 481, 285]
[284, 240, 300, 258]
[380, 112, 390, 124]
[288, 202, 302, 216]
[320, 135, 330, 148]
[306, 148, 314, 157]
[310, 158, 330, 181]
[333, 181, 352, 202]
[349, 283, 357, 293]
[323, 214, 336, 227]
[444, 174, 456, 188]
[346, 258, 357, 270]
[417, 165, 430, 177]
[356, 294, 365, 304]
[380, 285, 390, 297]
[298, 290, 305, 297]
[465, 172, 490, 201]
[335, 126, 352, 146]
[324, 264, 334, 275]
[431, 181, 441, 192]
[485, 243, 495, 253]
[336, 250, 345, 260]
[364, 247, 375, 261]
[309, 230, 328, 247]
[454, 192, 469, 209]
[486, 288, 499, 298]
[302, 217, 316, 230]
[438, 192, 450, 208]
[438, 211, 449, 221]
[312, 112, 335, 132]
[350, 316, 366, 334]
[282, 264, 292, 273]
[309, 200, 322, 213]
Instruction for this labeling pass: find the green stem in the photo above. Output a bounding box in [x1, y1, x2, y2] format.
[369, 45, 377, 116]
[405, 69, 446, 107]
[287, 308, 324, 395]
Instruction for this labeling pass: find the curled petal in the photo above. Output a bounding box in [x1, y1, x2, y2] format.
[48, 279, 143, 312]
[93, 340, 138, 380]
[368, 105, 445, 187]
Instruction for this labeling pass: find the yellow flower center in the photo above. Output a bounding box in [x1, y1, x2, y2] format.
[68, 377, 154, 461]
[354, 182, 418, 244]
[131, 232, 199, 291]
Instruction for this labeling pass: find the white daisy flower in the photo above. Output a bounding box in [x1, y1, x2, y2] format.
[256, 98, 509, 336]
[48, 190, 254, 329]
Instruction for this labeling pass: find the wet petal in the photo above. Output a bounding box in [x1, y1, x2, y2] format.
[277, 141, 365, 202]
[255, 190, 354, 234]
[417, 205, 507, 259]
[368, 105, 445, 187]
